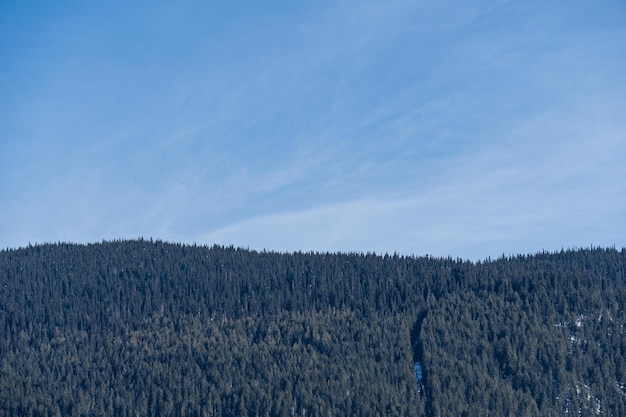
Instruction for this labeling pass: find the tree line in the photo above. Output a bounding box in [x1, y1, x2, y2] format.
[0, 240, 624, 416]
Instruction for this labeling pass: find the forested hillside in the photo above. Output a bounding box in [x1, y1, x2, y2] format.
[1, 240, 625, 416]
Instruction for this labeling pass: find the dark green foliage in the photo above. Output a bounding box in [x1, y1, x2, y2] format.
[0, 240, 624, 416]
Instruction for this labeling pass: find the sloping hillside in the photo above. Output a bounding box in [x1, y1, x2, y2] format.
[1, 241, 624, 416]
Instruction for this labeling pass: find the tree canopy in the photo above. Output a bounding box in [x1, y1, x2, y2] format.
[1, 240, 624, 416]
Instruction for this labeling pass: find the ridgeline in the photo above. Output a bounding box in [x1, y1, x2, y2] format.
[1, 240, 625, 416]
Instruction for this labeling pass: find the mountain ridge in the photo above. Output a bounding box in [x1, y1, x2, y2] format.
[1, 240, 624, 416]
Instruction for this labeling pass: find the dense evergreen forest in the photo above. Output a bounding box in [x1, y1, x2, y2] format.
[1, 240, 625, 416]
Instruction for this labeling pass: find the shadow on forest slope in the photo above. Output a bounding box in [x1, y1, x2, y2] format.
[410, 310, 430, 414]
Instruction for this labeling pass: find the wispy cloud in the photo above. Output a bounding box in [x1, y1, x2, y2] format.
[1, 0, 624, 256]
[198, 77, 626, 260]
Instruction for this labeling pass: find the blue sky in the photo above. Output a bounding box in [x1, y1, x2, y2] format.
[1, 0, 625, 260]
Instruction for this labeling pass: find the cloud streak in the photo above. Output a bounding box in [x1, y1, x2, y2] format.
[1, 0, 624, 258]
